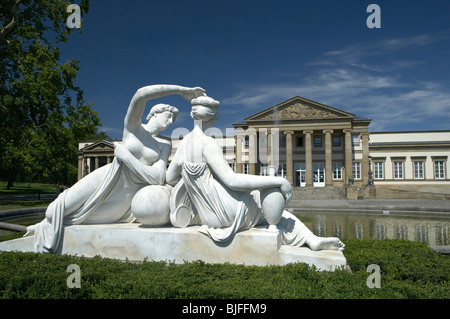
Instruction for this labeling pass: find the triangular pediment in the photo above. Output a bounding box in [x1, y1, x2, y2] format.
[245, 96, 355, 122]
[81, 140, 114, 152]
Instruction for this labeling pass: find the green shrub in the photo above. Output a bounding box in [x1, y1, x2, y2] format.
[0, 239, 448, 299]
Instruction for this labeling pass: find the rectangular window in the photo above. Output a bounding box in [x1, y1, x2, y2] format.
[332, 136, 341, 147]
[296, 137, 303, 147]
[374, 162, 384, 180]
[352, 135, 360, 146]
[333, 162, 342, 180]
[244, 136, 249, 148]
[414, 161, 424, 179]
[243, 163, 249, 175]
[434, 161, 445, 179]
[352, 162, 361, 180]
[314, 136, 322, 147]
[393, 161, 404, 179]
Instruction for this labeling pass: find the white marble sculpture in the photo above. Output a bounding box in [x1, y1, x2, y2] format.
[21, 83, 344, 257]
[166, 95, 345, 251]
[25, 84, 205, 253]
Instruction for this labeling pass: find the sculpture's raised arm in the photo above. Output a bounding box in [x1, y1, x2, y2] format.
[124, 85, 205, 132]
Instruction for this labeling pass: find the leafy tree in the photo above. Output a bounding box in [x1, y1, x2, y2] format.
[0, 0, 107, 188]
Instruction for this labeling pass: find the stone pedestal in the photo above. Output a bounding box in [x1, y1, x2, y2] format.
[0, 223, 346, 271]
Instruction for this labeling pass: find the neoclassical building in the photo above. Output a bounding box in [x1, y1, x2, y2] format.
[76, 140, 115, 180]
[232, 96, 372, 188]
[368, 130, 450, 199]
[231, 96, 450, 199]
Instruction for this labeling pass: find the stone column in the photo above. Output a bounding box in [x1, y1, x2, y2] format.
[94, 156, 99, 170]
[343, 129, 353, 184]
[83, 157, 90, 176]
[361, 132, 370, 185]
[249, 133, 256, 175]
[303, 130, 314, 187]
[258, 129, 269, 173]
[270, 128, 279, 170]
[267, 130, 272, 167]
[77, 156, 83, 181]
[284, 130, 294, 185]
[324, 129, 333, 187]
[235, 135, 243, 173]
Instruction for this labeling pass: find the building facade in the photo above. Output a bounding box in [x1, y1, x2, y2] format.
[232, 96, 450, 199]
[77, 140, 115, 180]
[232, 96, 372, 188]
[368, 131, 450, 198]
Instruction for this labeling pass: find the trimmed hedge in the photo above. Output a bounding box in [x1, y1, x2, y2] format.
[0, 235, 448, 299]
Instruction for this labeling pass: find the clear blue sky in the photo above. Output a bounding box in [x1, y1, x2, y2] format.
[60, 0, 450, 139]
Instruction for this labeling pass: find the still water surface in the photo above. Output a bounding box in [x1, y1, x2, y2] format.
[1, 211, 450, 246]
[292, 210, 450, 246]
[0, 214, 45, 237]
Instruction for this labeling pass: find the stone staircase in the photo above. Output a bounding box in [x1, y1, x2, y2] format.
[291, 187, 347, 200]
[291, 185, 450, 200]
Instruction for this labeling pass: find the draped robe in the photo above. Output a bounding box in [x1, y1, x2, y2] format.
[29, 147, 161, 253]
[175, 137, 313, 246]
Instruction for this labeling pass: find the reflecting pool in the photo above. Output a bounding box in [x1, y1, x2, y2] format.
[1, 211, 450, 247]
[292, 210, 450, 246]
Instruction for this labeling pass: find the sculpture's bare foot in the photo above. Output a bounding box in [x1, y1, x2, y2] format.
[306, 235, 345, 251]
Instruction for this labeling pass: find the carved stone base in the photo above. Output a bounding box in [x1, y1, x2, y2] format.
[0, 223, 346, 271]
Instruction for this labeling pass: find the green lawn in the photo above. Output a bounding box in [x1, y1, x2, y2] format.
[0, 236, 448, 299]
[0, 181, 58, 196]
[0, 199, 52, 212]
[0, 181, 55, 211]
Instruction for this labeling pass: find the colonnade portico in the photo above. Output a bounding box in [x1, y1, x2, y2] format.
[77, 155, 114, 180]
[282, 129, 365, 187]
[77, 140, 116, 180]
[236, 128, 367, 188]
[232, 96, 372, 189]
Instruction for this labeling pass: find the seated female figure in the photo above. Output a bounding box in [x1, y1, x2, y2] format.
[166, 96, 344, 251]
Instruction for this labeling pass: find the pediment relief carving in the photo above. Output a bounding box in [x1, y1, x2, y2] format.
[82, 142, 114, 152]
[92, 144, 114, 151]
[254, 102, 343, 121]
